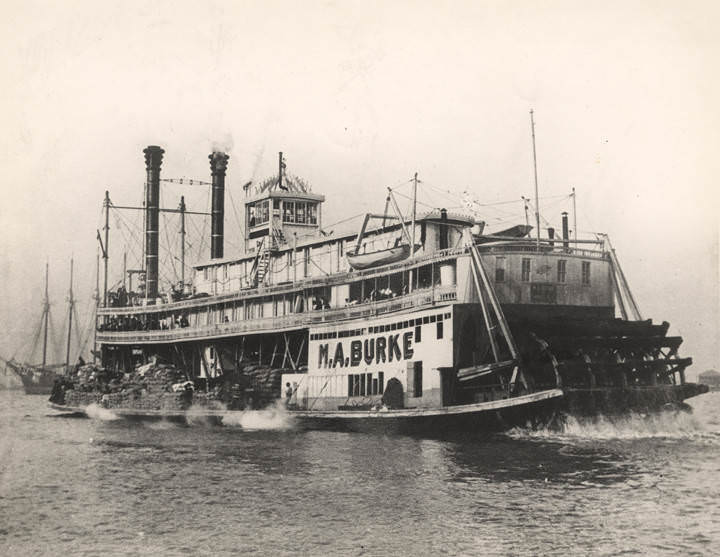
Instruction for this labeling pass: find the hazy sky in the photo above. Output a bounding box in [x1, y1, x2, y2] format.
[1, 0, 718, 377]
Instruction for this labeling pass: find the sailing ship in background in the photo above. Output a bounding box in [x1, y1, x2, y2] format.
[48, 115, 708, 432]
[3, 259, 92, 394]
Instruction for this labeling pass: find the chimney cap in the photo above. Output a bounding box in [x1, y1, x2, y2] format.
[209, 151, 230, 174]
[143, 145, 164, 169]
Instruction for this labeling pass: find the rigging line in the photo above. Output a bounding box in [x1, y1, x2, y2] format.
[226, 186, 245, 245]
[187, 217, 207, 262]
[159, 188, 179, 282]
[111, 206, 144, 264]
[194, 187, 211, 258]
[71, 307, 84, 361]
[161, 211, 179, 281]
[316, 212, 366, 233]
[47, 308, 63, 364]
[114, 216, 143, 265]
[309, 257, 330, 276]
[18, 312, 45, 362]
[390, 189, 439, 211]
[113, 224, 143, 277]
[111, 203, 144, 243]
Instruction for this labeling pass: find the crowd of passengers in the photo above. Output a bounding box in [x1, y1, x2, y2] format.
[99, 314, 190, 332]
[106, 285, 195, 308]
[100, 283, 418, 331]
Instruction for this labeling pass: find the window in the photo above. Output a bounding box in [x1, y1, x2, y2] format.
[308, 203, 317, 224]
[283, 201, 295, 223]
[296, 202, 306, 224]
[557, 260, 567, 283]
[521, 258, 531, 282]
[415, 325, 422, 343]
[378, 372, 384, 394]
[582, 261, 591, 285]
[413, 361, 423, 398]
[495, 257, 506, 282]
[273, 199, 281, 216]
[437, 321, 444, 339]
[249, 200, 269, 227]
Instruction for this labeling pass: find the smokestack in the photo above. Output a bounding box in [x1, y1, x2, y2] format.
[210, 151, 229, 259]
[439, 208, 449, 249]
[143, 145, 164, 303]
[548, 226, 555, 248]
[561, 212, 569, 250]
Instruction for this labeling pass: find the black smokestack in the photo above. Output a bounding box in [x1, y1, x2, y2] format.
[439, 208, 449, 249]
[548, 226, 555, 248]
[143, 145, 164, 303]
[210, 151, 229, 259]
[561, 212, 569, 250]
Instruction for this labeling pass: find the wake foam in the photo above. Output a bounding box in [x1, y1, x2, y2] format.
[507, 408, 713, 442]
[84, 403, 120, 421]
[221, 401, 293, 430]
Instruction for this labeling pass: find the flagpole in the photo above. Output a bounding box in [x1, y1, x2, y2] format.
[278, 152, 283, 190]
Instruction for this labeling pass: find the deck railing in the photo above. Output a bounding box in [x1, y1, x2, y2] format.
[96, 285, 457, 344]
[477, 243, 607, 260]
[99, 246, 467, 317]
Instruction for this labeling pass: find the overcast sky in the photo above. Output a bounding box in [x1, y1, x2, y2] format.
[1, 0, 718, 377]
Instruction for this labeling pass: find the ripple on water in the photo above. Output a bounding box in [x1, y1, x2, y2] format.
[2, 391, 720, 555]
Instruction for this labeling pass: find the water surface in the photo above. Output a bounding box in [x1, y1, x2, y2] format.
[1, 391, 718, 556]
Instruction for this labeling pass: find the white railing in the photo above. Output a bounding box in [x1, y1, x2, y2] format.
[97, 285, 457, 344]
[478, 243, 607, 260]
[98, 246, 467, 317]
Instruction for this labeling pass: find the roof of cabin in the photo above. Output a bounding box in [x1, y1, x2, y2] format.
[192, 210, 477, 269]
[244, 173, 325, 204]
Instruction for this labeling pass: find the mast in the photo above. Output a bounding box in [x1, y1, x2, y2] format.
[410, 172, 418, 256]
[41, 261, 49, 368]
[179, 195, 186, 289]
[103, 190, 110, 307]
[93, 249, 99, 364]
[530, 109, 541, 248]
[65, 257, 75, 368]
[572, 186, 578, 249]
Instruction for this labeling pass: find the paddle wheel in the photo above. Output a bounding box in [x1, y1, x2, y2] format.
[511, 316, 704, 415]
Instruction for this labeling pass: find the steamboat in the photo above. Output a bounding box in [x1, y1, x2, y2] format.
[49, 138, 707, 433]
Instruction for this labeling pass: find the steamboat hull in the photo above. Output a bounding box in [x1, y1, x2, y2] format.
[48, 384, 708, 435]
[48, 389, 562, 432]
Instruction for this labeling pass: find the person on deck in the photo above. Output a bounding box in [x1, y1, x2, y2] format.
[285, 382, 293, 408]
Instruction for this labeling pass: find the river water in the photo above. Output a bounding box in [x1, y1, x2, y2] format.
[1, 391, 718, 556]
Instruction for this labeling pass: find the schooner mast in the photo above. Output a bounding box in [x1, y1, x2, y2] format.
[41, 261, 50, 368]
[64, 258, 75, 369]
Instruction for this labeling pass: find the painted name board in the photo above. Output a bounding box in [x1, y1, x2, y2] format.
[317, 331, 415, 369]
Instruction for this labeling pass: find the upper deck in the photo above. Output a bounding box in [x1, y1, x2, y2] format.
[97, 240, 613, 345]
